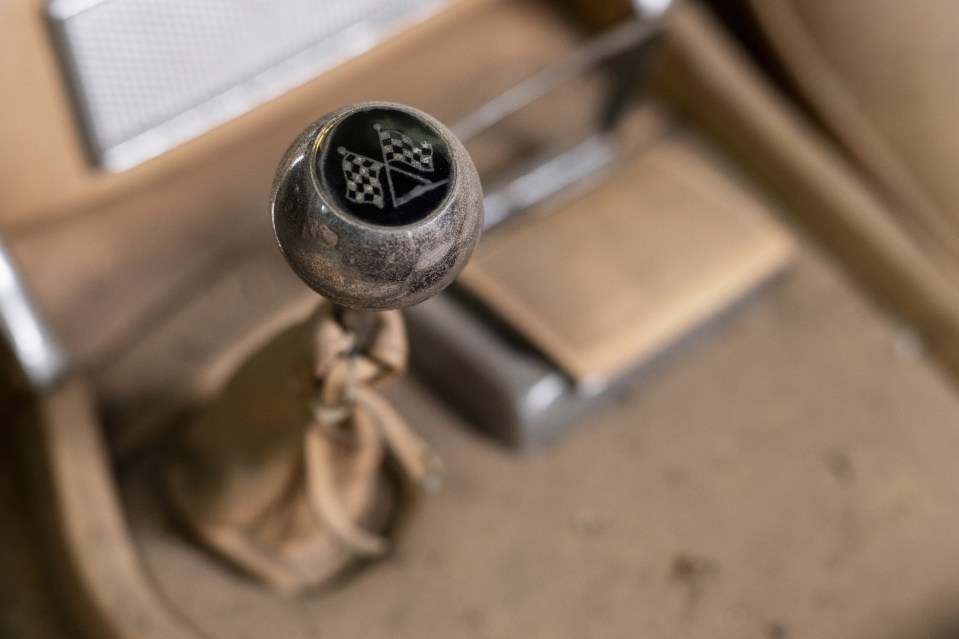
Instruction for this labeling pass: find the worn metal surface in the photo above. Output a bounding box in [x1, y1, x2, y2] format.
[272, 102, 483, 311]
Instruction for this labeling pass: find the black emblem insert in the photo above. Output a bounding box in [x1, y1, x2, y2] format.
[319, 106, 453, 227]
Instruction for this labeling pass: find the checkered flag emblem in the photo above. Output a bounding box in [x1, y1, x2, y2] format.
[337, 122, 448, 209]
[375, 123, 434, 172]
[338, 148, 385, 209]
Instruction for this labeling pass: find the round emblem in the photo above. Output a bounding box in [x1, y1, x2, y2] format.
[317, 106, 454, 227]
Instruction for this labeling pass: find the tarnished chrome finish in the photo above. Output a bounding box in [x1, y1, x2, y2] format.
[451, 18, 658, 141]
[482, 134, 617, 230]
[452, 16, 662, 231]
[272, 102, 483, 311]
[0, 236, 67, 390]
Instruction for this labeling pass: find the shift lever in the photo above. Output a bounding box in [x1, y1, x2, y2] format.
[272, 101, 483, 310]
[165, 103, 483, 595]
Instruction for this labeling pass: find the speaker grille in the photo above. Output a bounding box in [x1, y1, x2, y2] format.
[49, 0, 449, 170]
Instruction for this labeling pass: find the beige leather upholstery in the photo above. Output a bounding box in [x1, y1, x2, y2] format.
[748, 1, 959, 275]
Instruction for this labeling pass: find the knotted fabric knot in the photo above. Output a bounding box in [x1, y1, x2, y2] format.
[304, 301, 442, 557]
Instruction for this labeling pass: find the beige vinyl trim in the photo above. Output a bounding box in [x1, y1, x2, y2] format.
[656, 3, 959, 380]
[746, 0, 959, 277]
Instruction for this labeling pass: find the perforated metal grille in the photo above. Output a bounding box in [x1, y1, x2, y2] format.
[49, 0, 448, 170]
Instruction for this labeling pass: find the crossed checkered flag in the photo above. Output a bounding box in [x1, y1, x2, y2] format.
[338, 124, 444, 210]
[375, 123, 434, 172]
[339, 148, 386, 209]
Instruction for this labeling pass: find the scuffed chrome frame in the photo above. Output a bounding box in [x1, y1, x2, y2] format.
[0, 238, 66, 390]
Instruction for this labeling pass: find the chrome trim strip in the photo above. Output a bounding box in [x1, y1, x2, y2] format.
[0, 238, 67, 389]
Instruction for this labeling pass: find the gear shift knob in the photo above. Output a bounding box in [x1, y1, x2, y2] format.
[272, 102, 484, 310]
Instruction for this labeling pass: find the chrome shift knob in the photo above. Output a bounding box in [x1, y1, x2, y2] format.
[272, 102, 484, 310]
